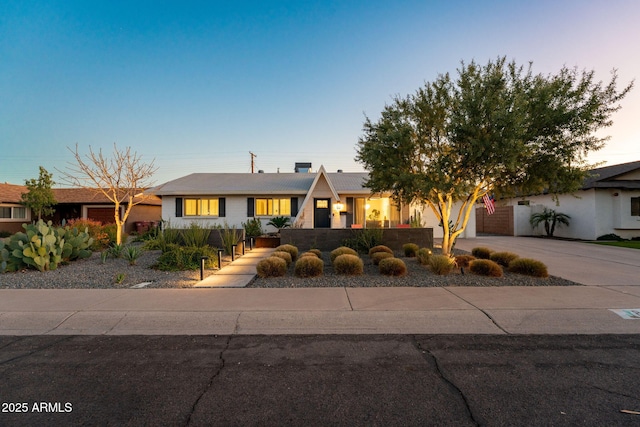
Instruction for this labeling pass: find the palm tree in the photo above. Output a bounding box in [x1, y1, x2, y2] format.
[530, 207, 571, 237]
[266, 216, 291, 232]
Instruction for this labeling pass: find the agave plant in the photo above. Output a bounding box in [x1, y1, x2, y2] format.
[530, 207, 571, 237]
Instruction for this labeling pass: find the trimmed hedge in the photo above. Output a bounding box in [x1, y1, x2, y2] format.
[275, 244, 299, 261]
[256, 256, 287, 278]
[294, 256, 324, 278]
[368, 245, 393, 257]
[371, 251, 394, 265]
[331, 246, 358, 263]
[490, 251, 519, 267]
[508, 258, 549, 278]
[402, 243, 419, 257]
[471, 247, 493, 259]
[379, 257, 407, 276]
[333, 254, 364, 275]
[469, 259, 503, 277]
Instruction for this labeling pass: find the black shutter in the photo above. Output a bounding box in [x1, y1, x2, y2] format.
[218, 197, 226, 217]
[175, 197, 183, 217]
[247, 197, 255, 217]
[290, 197, 298, 216]
[346, 197, 354, 226]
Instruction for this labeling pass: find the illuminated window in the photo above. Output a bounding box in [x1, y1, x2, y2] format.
[316, 200, 328, 209]
[256, 198, 291, 216]
[184, 198, 219, 216]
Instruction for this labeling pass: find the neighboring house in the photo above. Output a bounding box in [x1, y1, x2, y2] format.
[0, 183, 31, 234]
[0, 183, 161, 235]
[477, 160, 640, 240]
[148, 164, 476, 238]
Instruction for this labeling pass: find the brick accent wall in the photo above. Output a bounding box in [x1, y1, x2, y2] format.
[476, 206, 514, 235]
[280, 228, 433, 251]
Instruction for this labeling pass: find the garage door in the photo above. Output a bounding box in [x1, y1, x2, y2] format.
[87, 208, 116, 224]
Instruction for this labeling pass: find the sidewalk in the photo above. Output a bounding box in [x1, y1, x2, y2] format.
[1, 285, 639, 335]
[1, 236, 638, 336]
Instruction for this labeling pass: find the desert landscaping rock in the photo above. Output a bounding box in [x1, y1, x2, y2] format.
[1, 249, 580, 289]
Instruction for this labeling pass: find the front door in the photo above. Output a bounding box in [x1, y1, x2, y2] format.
[313, 198, 331, 228]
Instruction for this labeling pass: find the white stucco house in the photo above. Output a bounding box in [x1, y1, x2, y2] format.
[479, 161, 640, 240]
[147, 165, 476, 238]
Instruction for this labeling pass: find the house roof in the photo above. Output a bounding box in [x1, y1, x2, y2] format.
[0, 184, 160, 205]
[149, 170, 372, 196]
[583, 160, 640, 190]
[0, 183, 27, 203]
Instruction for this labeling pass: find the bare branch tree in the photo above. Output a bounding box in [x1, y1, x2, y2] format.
[59, 143, 158, 245]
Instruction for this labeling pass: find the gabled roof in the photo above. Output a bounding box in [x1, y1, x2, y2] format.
[149, 169, 371, 196]
[583, 160, 640, 190]
[0, 183, 27, 203]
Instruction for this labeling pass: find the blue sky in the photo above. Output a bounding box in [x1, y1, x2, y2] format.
[1, 0, 639, 186]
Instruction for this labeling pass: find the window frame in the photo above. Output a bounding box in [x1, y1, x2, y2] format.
[184, 197, 221, 217]
[255, 198, 291, 217]
[0, 205, 28, 221]
[631, 196, 640, 217]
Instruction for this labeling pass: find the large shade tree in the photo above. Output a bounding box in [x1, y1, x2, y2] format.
[60, 144, 158, 245]
[356, 57, 632, 256]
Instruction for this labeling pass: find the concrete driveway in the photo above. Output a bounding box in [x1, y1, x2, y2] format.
[454, 236, 639, 288]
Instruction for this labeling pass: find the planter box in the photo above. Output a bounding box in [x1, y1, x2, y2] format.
[254, 236, 281, 248]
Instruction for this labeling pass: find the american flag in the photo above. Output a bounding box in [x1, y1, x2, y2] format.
[482, 194, 495, 215]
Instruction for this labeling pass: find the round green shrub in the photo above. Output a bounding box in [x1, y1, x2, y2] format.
[508, 258, 549, 278]
[471, 247, 494, 259]
[379, 257, 407, 276]
[402, 243, 419, 257]
[275, 244, 298, 261]
[371, 251, 394, 265]
[271, 250, 293, 266]
[299, 251, 320, 259]
[469, 259, 503, 277]
[454, 254, 476, 269]
[294, 256, 324, 278]
[330, 246, 358, 263]
[416, 248, 433, 265]
[490, 251, 519, 267]
[429, 254, 455, 275]
[368, 245, 393, 257]
[256, 256, 287, 278]
[333, 254, 364, 275]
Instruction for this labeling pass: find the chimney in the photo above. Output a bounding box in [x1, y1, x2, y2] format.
[294, 162, 312, 173]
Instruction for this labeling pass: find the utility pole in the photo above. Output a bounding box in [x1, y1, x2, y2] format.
[249, 151, 257, 173]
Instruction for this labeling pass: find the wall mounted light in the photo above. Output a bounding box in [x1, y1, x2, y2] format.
[334, 202, 344, 211]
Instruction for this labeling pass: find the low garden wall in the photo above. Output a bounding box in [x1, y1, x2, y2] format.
[280, 228, 433, 252]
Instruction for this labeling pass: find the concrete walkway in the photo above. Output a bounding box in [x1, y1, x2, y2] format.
[194, 247, 275, 288]
[1, 236, 638, 336]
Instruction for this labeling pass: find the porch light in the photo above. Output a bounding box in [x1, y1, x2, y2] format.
[334, 202, 344, 211]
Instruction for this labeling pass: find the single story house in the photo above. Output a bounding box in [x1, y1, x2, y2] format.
[148, 164, 476, 239]
[0, 183, 161, 235]
[477, 160, 640, 240]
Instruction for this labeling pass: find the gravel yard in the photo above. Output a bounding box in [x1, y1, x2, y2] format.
[0, 248, 581, 289]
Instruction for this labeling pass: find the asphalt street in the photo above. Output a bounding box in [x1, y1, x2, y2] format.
[1, 334, 639, 426]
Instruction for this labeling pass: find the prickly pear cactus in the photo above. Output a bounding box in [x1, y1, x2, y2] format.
[0, 220, 93, 273]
